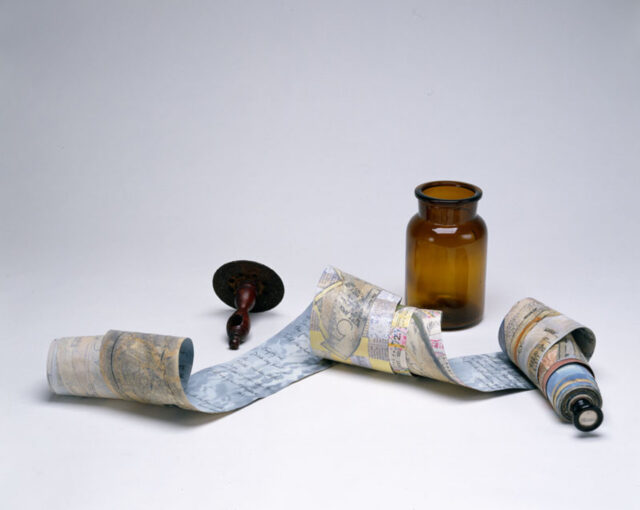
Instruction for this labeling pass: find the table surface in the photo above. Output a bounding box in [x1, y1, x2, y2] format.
[2, 2, 639, 509]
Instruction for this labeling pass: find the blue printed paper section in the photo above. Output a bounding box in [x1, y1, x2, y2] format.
[46, 267, 600, 424]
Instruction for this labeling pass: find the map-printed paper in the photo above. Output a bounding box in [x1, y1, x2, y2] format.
[47, 267, 601, 422]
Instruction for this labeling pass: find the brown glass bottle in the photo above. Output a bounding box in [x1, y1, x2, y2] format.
[405, 181, 487, 330]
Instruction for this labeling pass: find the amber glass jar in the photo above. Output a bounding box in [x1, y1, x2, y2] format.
[405, 181, 487, 330]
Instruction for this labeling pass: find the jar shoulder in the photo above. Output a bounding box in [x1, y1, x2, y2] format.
[406, 214, 487, 240]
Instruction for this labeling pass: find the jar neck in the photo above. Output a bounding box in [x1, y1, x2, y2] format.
[418, 201, 478, 225]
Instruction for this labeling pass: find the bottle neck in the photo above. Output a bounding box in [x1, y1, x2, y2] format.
[418, 201, 478, 225]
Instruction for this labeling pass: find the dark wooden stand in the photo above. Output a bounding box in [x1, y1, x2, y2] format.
[226, 283, 257, 349]
[213, 260, 285, 350]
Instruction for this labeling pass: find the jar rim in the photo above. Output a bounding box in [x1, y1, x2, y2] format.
[415, 180, 483, 204]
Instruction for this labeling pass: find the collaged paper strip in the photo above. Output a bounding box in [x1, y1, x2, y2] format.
[47, 266, 601, 422]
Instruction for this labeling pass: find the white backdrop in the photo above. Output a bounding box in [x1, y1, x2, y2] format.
[1, 1, 639, 509]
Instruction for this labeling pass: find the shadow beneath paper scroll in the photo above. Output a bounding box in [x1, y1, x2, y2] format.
[36, 385, 232, 428]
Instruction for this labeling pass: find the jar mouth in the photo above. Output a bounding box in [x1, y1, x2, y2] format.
[415, 180, 482, 204]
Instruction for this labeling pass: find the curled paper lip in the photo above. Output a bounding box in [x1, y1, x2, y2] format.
[498, 297, 596, 366]
[46, 266, 602, 429]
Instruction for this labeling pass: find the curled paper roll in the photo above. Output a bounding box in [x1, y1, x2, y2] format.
[48, 332, 197, 410]
[47, 315, 329, 413]
[309, 268, 602, 426]
[46, 266, 602, 428]
[498, 298, 601, 422]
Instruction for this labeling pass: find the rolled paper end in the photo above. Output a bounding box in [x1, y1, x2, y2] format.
[46, 335, 117, 398]
[498, 298, 603, 426]
[545, 362, 602, 426]
[46, 331, 197, 411]
[100, 330, 195, 408]
[571, 398, 603, 432]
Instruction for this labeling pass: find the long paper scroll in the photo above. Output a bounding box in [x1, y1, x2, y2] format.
[47, 266, 601, 423]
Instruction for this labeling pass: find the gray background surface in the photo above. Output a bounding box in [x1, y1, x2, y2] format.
[1, 1, 639, 509]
